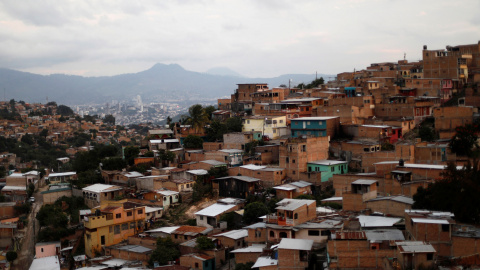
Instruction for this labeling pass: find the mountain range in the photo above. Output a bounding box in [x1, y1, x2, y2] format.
[0, 63, 333, 105]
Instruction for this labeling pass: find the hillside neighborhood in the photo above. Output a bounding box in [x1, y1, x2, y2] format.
[1, 41, 480, 270]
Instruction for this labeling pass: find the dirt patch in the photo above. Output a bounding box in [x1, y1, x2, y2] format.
[184, 199, 217, 219]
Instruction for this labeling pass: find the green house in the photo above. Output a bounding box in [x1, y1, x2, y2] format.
[307, 160, 348, 182]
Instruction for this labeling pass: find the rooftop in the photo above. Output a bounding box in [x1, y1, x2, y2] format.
[277, 238, 314, 251]
[195, 203, 237, 217]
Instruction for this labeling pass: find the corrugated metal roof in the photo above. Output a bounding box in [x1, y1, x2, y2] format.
[195, 203, 237, 217]
[230, 244, 266, 253]
[397, 241, 436, 253]
[82, 184, 123, 193]
[146, 226, 181, 234]
[252, 257, 278, 268]
[308, 160, 347, 166]
[358, 215, 402, 228]
[278, 238, 313, 250]
[214, 229, 248, 240]
[365, 229, 405, 242]
[275, 198, 316, 211]
[411, 218, 449, 224]
[352, 179, 377, 185]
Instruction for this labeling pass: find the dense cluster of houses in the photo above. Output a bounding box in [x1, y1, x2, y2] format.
[3, 41, 480, 270]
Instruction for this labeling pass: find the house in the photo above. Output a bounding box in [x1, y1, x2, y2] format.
[104, 244, 153, 266]
[195, 203, 239, 228]
[212, 176, 260, 199]
[228, 164, 285, 188]
[42, 183, 72, 204]
[290, 116, 340, 138]
[277, 238, 314, 270]
[342, 179, 378, 211]
[171, 226, 212, 244]
[35, 241, 61, 258]
[365, 195, 414, 217]
[273, 181, 312, 199]
[394, 241, 436, 270]
[242, 116, 288, 140]
[145, 226, 180, 238]
[83, 202, 146, 258]
[46, 172, 77, 184]
[82, 184, 125, 208]
[213, 229, 248, 249]
[143, 189, 179, 210]
[179, 253, 215, 270]
[307, 160, 348, 182]
[231, 244, 266, 265]
[204, 149, 244, 167]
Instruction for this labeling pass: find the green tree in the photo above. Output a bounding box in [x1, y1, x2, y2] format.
[57, 105, 74, 116]
[144, 151, 154, 157]
[124, 146, 140, 166]
[183, 135, 203, 149]
[101, 157, 127, 170]
[243, 201, 269, 225]
[206, 120, 228, 142]
[226, 117, 243, 132]
[149, 237, 180, 267]
[195, 236, 215, 250]
[204, 105, 217, 121]
[418, 125, 436, 142]
[158, 149, 175, 167]
[104, 114, 116, 125]
[185, 104, 209, 133]
[450, 124, 479, 157]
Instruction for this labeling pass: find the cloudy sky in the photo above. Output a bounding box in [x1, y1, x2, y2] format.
[0, 0, 479, 78]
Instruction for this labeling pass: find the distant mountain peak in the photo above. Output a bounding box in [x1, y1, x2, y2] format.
[149, 63, 185, 71]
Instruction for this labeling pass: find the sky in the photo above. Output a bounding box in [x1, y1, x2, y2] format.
[0, 0, 479, 78]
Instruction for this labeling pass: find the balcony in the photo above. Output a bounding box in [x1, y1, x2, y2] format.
[266, 214, 294, 226]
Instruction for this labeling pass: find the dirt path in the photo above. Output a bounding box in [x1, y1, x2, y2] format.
[12, 190, 42, 270]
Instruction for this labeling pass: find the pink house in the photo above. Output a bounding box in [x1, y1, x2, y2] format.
[35, 241, 61, 258]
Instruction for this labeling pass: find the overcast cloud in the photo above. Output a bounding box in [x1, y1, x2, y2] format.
[0, 0, 479, 77]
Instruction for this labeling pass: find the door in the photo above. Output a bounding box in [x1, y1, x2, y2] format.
[101, 235, 105, 245]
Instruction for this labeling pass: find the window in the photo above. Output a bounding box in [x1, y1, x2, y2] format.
[286, 157, 289, 163]
[442, 224, 449, 232]
[302, 145, 306, 152]
[195, 263, 199, 268]
[130, 222, 135, 229]
[255, 231, 261, 237]
[116, 213, 121, 219]
[270, 231, 275, 237]
[41, 248, 44, 252]
[114, 225, 120, 234]
[294, 213, 298, 219]
[138, 209, 143, 214]
[122, 223, 128, 230]
[279, 232, 287, 238]
[175, 234, 178, 239]
[292, 159, 295, 164]
[127, 211, 132, 217]
[164, 197, 167, 201]
[200, 216, 204, 220]
[184, 235, 188, 240]
[308, 230, 320, 236]
[427, 253, 433, 260]
[331, 167, 334, 172]
[109, 226, 113, 233]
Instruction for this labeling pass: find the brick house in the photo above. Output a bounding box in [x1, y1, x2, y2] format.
[273, 181, 312, 199]
[342, 179, 378, 212]
[179, 253, 215, 270]
[212, 176, 260, 199]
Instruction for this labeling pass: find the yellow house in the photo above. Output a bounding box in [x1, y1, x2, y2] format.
[84, 202, 146, 258]
[242, 116, 288, 139]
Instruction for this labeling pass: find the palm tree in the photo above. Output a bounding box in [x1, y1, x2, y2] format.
[185, 104, 209, 134]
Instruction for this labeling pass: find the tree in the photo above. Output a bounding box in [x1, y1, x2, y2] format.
[418, 125, 436, 142]
[243, 201, 269, 224]
[6, 251, 17, 262]
[450, 124, 479, 157]
[413, 161, 480, 224]
[206, 120, 228, 142]
[166, 116, 172, 126]
[195, 236, 215, 250]
[57, 105, 74, 116]
[204, 105, 217, 121]
[235, 262, 255, 270]
[183, 135, 203, 149]
[104, 114, 115, 125]
[158, 149, 175, 167]
[295, 77, 324, 89]
[185, 104, 209, 133]
[226, 117, 243, 132]
[101, 157, 127, 170]
[149, 237, 180, 267]
[124, 146, 140, 166]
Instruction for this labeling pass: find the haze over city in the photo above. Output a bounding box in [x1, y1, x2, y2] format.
[1, 0, 479, 78]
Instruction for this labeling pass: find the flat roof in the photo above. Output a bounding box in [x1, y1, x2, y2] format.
[195, 203, 237, 217]
[308, 160, 348, 166]
[146, 226, 181, 234]
[352, 179, 377, 185]
[187, 169, 209, 175]
[82, 184, 123, 193]
[48, 172, 76, 177]
[278, 238, 314, 251]
[214, 229, 248, 240]
[358, 215, 402, 227]
[411, 218, 449, 224]
[252, 257, 278, 268]
[29, 256, 60, 270]
[276, 199, 316, 211]
[291, 116, 339, 121]
[230, 244, 266, 253]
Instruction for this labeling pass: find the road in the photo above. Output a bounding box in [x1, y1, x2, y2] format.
[11, 188, 43, 270]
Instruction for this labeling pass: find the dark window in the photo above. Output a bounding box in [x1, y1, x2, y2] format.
[114, 225, 120, 234]
[308, 230, 320, 236]
[279, 232, 287, 238]
[116, 213, 121, 219]
[427, 253, 433, 260]
[442, 224, 449, 232]
[127, 211, 132, 217]
[138, 209, 143, 214]
[270, 231, 275, 237]
[122, 223, 128, 230]
[195, 263, 199, 268]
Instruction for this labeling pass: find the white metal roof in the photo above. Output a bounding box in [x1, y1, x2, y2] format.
[309, 160, 348, 166]
[101, 258, 129, 266]
[29, 256, 60, 270]
[240, 164, 267, 170]
[214, 229, 248, 240]
[291, 116, 339, 120]
[150, 139, 179, 143]
[187, 169, 209, 175]
[145, 206, 164, 213]
[156, 190, 179, 196]
[321, 197, 343, 202]
[146, 226, 181, 234]
[82, 184, 123, 193]
[411, 218, 449, 224]
[278, 238, 314, 250]
[125, 171, 144, 178]
[397, 241, 436, 253]
[352, 179, 377, 185]
[195, 203, 237, 217]
[365, 229, 405, 242]
[252, 257, 278, 268]
[48, 172, 76, 177]
[276, 198, 316, 211]
[230, 244, 266, 253]
[358, 215, 402, 227]
[2, 186, 27, 191]
[219, 149, 244, 153]
[273, 184, 296, 191]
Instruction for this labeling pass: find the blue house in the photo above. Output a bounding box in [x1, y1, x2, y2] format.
[307, 160, 348, 182]
[344, 87, 357, 97]
[290, 117, 340, 138]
